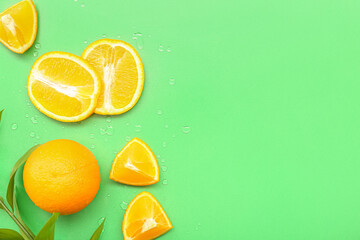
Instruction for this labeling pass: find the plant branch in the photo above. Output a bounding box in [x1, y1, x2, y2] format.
[0, 200, 34, 240]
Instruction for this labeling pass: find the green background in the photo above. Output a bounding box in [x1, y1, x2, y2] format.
[1, 0, 360, 239]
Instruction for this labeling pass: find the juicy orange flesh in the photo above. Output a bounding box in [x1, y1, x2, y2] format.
[0, 0, 35, 50]
[124, 193, 172, 240]
[84, 44, 139, 110]
[30, 57, 95, 117]
[110, 141, 157, 184]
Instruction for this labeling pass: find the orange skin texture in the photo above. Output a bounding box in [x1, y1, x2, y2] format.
[23, 139, 101, 215]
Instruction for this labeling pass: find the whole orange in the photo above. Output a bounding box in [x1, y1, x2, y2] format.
[23, 139, 101, 215]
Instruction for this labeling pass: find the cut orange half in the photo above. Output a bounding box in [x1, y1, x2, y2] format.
[82, 39, 144, 115]
[27, 52, 101, 122]
[123, 192, 173, 240]
[109, 138, 159, 186]
[0, 0, 37, 54]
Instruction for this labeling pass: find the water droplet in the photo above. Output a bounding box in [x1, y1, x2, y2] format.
[36, 135, 40, 140]
[126, 122, 130, 126]
[161, 159, 166, 163]
[106, 116, 112, 123]
[90, 133, 95, 139]
[162, 179, 168, 185]
[100, 128, 106, 135]
[157, 154, 161, 158]
[30, 132, 35, 138]
[161, 166, 168, 172]
[27, 101, 31, 106]
[166, 47, 171, 52]
[148, 34, 152, 38]
[91, 144, 96, 149]
[81, 3, 85, 7]
[106, 193, 111, 198]
[74, 0, 78, 2]
[172, 134, 176, 138]
[158, 44, 164, 52]
[25, 114, 29, 118]
[35, 43, 41, 49]
[84, 40, 88, 44]
[135, 125, 142, 132]
[106, 126, 114, 135]
[117, 35, 121, 39]
[97, 217, 105, 225]
[120, 201, 128, 210]
[31, 116, 38, 124]
[169, 78, 175, 85]
[132, 32, 144, 50]
[182, 126, 191, 134]
[33, 51, 38, 57]
[102, 34, 107, 38]
[162, 142, 167, 148]
[157, 110, 163, 115]
[164, 124, 169, 129]
[11, 123, 17, 130]
[125, 136, 131, 141]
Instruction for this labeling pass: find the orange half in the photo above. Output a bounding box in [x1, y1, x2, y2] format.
[123, 192, 173, 240]
[82, 39, 144, 115]
[109, 138, 159, 186]
[0, 0, 37, 54]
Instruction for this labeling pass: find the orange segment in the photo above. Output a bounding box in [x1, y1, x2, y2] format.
[109, 138, 159, 186]
[123, 192, 173, 240]
[27, 52, 101, 122]
[82, 39, 144, 115]
[0, 0, 37, 54]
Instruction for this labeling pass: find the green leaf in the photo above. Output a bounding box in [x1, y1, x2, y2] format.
[34, 213, 60, 240]
[0, 229, 24, 240]
[7, 145, 40, 211]
[0, 196, 5, 211]
[90, 218, 105, 240]
[13, 188, 35, 239]
[0, 109, 3, 122]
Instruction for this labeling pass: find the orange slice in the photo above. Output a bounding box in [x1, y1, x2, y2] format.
[0, 0, 37, 54]
[123, 192, 173, 240]
[109, 138, 159, 186]
[82, 39, 144, 115]
[27, 52, 101, 122]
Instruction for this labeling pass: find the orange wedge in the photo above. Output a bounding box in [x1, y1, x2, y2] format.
[27, 52, 101, 122]
[123, 192, 173, 240]
[0, 0, 37, 54]
[109, 138, 159, 186]
[82, 39, 144, 115]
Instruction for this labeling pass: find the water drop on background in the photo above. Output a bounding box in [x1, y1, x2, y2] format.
[90, 133, 95, 139]
[166, 47, 171, 52]
[84, 40, 88, 44]
[135, 125, 142, 132]
[36, 135, 40, 140]
[157, 110, 163, 115]
[11, 123, 17, 130]
[106, 116, 112, 123]
[161, 166, 168, 172]
[132, 32, 144, 50]
[102, 34, 107, 38]
[81, 3, 85, 7]
[33, 51, 38, 57]
[25, 114, 29, 118]
[182, 126, 191, 134]
[162, 179, 168, 185]
[165, 124, 169, 129]
[106, 126, 114, 135]
[100, 128, 106, 135]
[161, 159, 166, 163]
[125, 136, 131, 141]
[30, 116, 37, 123]
[120, 201, 128, 210]
[158, 44, 164, 52]
[117, 35, 121, 38]
[91, 144, 96, 149]
[169, 78, 175, 85]
[35, 43, 41, 49]
[162, 142, 167, 148]
[30, 132, 35, 138]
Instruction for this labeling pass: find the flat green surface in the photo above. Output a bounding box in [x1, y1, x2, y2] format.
[1, 0, 360, 239]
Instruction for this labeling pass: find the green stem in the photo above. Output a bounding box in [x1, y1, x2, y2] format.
[0, 200, 34, 240]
